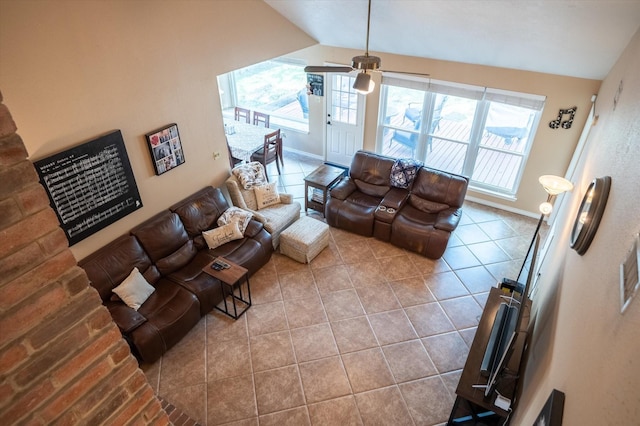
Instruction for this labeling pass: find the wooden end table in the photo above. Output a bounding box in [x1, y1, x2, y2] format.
[304, 164, 346, 216]
[202, 257, 251, 319]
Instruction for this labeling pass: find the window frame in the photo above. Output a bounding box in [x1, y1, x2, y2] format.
[376, 76, 545, 198]
[217, 58, 310, 133]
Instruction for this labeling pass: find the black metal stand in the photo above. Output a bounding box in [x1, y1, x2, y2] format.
[215, 274, 252, 319]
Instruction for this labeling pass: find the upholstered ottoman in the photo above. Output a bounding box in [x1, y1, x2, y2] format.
[280, 216, 330, 263]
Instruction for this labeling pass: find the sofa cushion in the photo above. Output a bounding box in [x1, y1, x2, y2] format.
[131, 211, 197, 276]
[155, 240, 198, 276]
[133, 279, 201, 363]
[349, 150, 395, 187]
[112, 267, 155, 311]
[252, 202, 300, 248]
[166, 250, 223, 315]
[411, 167, 469, 208]
[203, 222, 243, 249]
[79, 235, 155, 302]
[354, 179, 390, 198]
[409, 195, 450, 214]
[170, 187, 230, 250]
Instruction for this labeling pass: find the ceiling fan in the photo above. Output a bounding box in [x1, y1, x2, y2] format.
[304, 0, 430, 94]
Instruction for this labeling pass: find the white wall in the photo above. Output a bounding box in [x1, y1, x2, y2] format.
[513, 28, 640, 425]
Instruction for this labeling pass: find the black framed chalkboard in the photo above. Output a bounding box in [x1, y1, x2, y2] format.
[307, 73, 324, 96]
[34, 130, 143, 246]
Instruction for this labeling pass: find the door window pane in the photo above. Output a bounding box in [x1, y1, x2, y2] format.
[332, 75, 358, 125]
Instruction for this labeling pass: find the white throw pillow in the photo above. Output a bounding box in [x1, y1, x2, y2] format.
[217, 207, 253, 234]
[203, 221, 243, 249]
[112, 267, 155, 311]
[254, 182, 280, 210]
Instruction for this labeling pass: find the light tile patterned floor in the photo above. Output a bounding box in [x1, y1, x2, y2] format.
[141, 152, 539, 426]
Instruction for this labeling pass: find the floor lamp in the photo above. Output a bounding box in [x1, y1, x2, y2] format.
[519, 175, 574, 279]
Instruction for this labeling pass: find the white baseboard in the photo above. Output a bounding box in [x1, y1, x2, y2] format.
[465, 195, 538, 219]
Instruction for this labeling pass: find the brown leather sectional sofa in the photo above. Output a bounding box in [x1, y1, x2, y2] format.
[79, 186, 273, 363]
[326, 150, 469, 259]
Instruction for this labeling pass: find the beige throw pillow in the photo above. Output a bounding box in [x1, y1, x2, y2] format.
[112, 267, 155, 311]
[203, 222, 243, 249]
[254, 182, 280, 210]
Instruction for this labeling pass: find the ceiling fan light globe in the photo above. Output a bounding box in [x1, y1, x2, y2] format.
[356, 79, 375, 95]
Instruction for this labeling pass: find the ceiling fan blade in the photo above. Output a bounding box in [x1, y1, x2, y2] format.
[304, 66, 354, 73]
[379, 69, 431, 77]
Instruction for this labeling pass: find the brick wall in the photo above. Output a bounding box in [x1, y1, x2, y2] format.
[0, 92, 169, 425]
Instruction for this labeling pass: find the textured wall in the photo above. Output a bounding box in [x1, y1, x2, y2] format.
[513, 28, 640, 425]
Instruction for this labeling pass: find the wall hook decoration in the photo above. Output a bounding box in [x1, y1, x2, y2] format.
[549, 106, 577, 129]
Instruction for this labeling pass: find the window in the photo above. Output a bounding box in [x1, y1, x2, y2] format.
[217, 59, 309, 132]
[378, 77, 545, 197]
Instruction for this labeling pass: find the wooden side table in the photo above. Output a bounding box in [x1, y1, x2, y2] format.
[304, 164, 345, 216]
[202, 257, 251, 319]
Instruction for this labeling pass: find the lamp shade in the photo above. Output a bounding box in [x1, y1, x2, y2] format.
[539, 175, 574, 195]
[353, 72, 375, 94]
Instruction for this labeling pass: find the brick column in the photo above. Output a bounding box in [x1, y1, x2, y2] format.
[0, 91, 169, 424]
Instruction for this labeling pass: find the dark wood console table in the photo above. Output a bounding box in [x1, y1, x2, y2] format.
[448, 286, 531, 425]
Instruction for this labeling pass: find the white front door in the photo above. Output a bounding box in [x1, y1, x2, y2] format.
[325, 74, 365, 167]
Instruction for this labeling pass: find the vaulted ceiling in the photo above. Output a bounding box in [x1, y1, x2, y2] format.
[264, 0, 640, 80]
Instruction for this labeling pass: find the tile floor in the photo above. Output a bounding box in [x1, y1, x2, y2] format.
[141, 152, 540, 426]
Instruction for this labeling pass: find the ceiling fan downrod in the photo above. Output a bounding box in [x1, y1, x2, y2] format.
[352, 0, 380, 71]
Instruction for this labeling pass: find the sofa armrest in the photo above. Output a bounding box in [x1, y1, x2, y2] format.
[225, 176, 249, 209]
[380, 187, 409, 210]
[243, 219, 265, 238]
[375, 187, 410, 223]
[434, 207, 463, 232]
[280, 193, 293, 204]
[329, 177, 357, 200]
[106, 302, 147, 334]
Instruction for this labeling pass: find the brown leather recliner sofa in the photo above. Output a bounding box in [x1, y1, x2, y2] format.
[79, 186, 273, 363]
[325, 150, 469, 259]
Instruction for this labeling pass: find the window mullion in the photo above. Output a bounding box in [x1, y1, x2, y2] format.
[463, 99, 490, 177]
[414, 91, 433, 161]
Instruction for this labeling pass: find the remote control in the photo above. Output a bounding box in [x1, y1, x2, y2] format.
[213, 258, 231, 269]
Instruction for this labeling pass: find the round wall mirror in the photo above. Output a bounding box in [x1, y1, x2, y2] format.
[570, 176, 611, 255]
